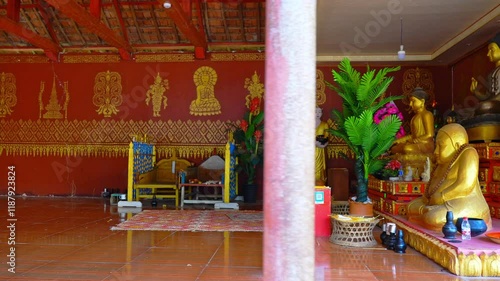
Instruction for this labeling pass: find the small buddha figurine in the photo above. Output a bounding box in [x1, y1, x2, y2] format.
[420, 157, 431, 182]
[407, 123, 491, 231]
[391, 87, 435, 155]
[404, 166, 413, 181]
[470, 33, 500, 116]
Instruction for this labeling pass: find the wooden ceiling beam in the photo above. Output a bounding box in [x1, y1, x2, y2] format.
[45, 0, 133, 60]
[89, 0, 101, 19]
[160, 0, 207, 59]
[37, 0, 61, 46]
[0, 16, 60, 61]
[7, 0, 20, 22]
[111, 0, 129, 43]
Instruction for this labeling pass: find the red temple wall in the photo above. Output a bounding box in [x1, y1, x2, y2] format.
[0, 49, 494, 197]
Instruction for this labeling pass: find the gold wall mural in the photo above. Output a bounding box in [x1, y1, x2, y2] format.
[93, 71, 123, 117]
[146, 73, 168, 117]
[402, 67, 435, 104]
[210, 53, 265, 61]
[39, 76, 70, 119]
[190, 66, 221, 116]
[0, 55, 49, 64]
[244, 71, 264, 113]
[316, 69, 326, 105]
[63, 54, 121, 63]
[134, 54, 195, 63]
[0, 119, 232, 158]
[0, 72, 17, 118]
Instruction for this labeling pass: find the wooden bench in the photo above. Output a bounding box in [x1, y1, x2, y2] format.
[134, 156, 191, 206]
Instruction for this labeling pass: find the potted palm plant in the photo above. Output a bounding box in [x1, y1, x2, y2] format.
[326, 58, 403, 216]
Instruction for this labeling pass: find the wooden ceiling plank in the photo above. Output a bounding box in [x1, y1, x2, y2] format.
[90, 0, 101, 19]
[159, 0, 207, 56]
[69, 18, 89, 45]
[0, 16, 60, 61]
[201, 1, 212, 43]
[7, 0, 21, 22]
[45, 0, 132, 60]
[256, 2, 261, 42]
[128, 6, 145, 43]
[149, 6, 161, 43]
[221, 3, 229, 41]
[238, 2, 245, 42]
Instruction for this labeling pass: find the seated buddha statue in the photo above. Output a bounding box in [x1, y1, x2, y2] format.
[470, 33, 500, 116]
[390, 87, 435, 173]
[407, 123, 491, 231]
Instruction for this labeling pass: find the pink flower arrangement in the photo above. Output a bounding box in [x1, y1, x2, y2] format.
[382, 159, 402, 178]
[385, 159, 402, 171]
[374, 101, 405, 139]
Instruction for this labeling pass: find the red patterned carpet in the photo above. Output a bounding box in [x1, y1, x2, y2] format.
[111, 210, 263, 232]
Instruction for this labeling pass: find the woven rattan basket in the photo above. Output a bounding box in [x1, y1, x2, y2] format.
[329, 216, 380, 247]
[331, 201, 350, 215]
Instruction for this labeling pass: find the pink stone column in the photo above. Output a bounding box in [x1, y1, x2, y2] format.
[264, 1, 317, 280]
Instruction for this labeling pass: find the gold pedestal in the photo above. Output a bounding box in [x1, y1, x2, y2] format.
[466, 123, 500, 143]
[461, 114, 500, 143]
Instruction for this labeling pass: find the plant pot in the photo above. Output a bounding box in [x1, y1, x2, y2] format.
[348, 200, 374, 217]
[244, 183, 258, 203]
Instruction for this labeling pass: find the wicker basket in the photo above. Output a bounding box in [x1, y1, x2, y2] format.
[331, 201, 350, 215]
[329, 216, 380, 247]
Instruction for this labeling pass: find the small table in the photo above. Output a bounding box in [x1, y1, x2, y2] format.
[179, 183, 224, 207]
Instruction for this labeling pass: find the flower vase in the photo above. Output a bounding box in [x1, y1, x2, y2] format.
[442, 211, 457, 239]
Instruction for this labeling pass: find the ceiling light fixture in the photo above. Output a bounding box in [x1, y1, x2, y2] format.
[163, 1, 172, 9]
[397, 17, 405, 60]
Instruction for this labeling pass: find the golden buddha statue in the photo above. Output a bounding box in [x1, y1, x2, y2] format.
[315, 106, 329, 185]
[407, 123, 491, 231]
[470, 33, 500, 116]
[463, 33, 500, 142]
[390, 87, 435, 173]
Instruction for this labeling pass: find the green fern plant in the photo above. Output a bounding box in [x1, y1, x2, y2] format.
[327, 58, 403, 203]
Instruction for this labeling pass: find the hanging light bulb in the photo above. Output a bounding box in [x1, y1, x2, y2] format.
[398, 18, 405, 60]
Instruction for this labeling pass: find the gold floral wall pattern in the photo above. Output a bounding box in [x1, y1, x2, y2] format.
[39, 76, 70, 119]
[146, 73, 168, 117]
[244, 71, 264, 113]
[0, 72, 17, 118]
[402, 67, 435, 104]
[93, 71, 123, 117]
[190, 66, 221, 116]
[0, 119, 232, 157]
[316, 69, 326, 105]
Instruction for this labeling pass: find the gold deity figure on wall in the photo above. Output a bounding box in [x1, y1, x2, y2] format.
[244, 71, 264, 113]
[190, 66, 221, 116]
[146, 73, 168, 117]
[93, 71, 123, 118]
[316, 69, 326, 106]
[0, 72, 17, 118]
[39, 76, 70, 119]
[407, 123, 491, 231]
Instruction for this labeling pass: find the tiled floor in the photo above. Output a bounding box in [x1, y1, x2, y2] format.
[0, 197, 497, 281]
